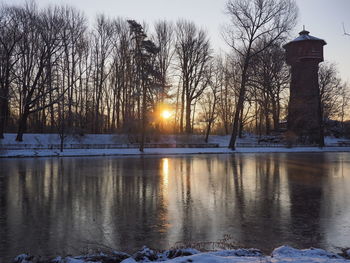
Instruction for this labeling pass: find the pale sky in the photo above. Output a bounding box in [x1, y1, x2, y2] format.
[3, 0, 350, 82]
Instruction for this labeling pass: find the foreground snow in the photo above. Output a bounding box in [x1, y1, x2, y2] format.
[14, 246, 350, 263]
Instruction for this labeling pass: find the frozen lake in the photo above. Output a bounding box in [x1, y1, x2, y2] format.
[1, 153, 350, 261]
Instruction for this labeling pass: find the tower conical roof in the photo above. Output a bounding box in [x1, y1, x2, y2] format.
[283, 30, 326, 48]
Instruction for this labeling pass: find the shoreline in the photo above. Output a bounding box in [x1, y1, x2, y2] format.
[1, 146, 350, 158]
[12, 245, 350, 263]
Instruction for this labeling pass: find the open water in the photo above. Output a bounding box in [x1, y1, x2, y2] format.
[1, 153, 350, 261]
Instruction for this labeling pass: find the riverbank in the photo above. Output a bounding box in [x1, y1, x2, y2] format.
[1, 133, 350, 158]
[13, 246, 350, 263]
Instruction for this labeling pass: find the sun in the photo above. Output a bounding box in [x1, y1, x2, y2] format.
[161, 110, 171, 119]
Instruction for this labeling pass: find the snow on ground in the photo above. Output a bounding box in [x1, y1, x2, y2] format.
[13, 246, 350, 263]
[0, 133, 234, 148]
[1, 133, 348, 147]
[0, 133, 134, 145]
[1, 133, 350, 158]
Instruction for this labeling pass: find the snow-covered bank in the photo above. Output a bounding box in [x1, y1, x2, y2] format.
[1, 133, 350, 158]
[1, 133, 349, 148]
[13, 246, 350, 263]
[1, 146, 350, 158]
[0, 133, 230, 147]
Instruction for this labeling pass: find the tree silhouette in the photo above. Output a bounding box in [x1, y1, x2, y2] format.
[127, 20, 161, 152]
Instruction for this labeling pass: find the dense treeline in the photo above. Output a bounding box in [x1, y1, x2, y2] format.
[0, 0, 349, 142]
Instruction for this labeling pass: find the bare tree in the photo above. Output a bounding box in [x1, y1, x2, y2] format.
[249, 41, 289, 134]
[55, 81, 69, 152]
[91, 15, 114, 133]
[200, 60, 221, 142]
[216, 55, 237, 134]
[319, 62, 346, 120]
[152, 20, 174, 104]
[0, 6, 22, 139]
[60, 7, 87, 130]
[225, 0, 298, 149]
[14, 4, 65, 141]
[175, 20, 212, 134]
[107, 18, 131, 131]
[339, 83, 350, 127]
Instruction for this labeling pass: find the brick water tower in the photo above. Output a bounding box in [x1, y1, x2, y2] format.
[283, 29, 326, 145]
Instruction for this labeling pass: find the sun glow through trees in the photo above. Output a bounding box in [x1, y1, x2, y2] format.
[161, 110, 171, 120]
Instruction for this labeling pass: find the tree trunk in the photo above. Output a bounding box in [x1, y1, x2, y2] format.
[271, 101, 279, 131]
[16, 110, 29, 142]
[0, 96, 8, 139]
[191, 100, 197, 133]
[265, 108, 270, 135]
[60, 134, 64, 152]
[205, 100, 216, 142]
[179, 84, 185, 133]
[174, 84, 180, 133]
[0, 83, 9, 139]
[229, 63, 249, 149]
[229, 47, 253, 150]
[185, 98, 191, 134]
[205, 120, 212, 143]
[49, 93, 55, 132]
[238, 106, 244, 138]
[139, 82, 147, 152]
[255, 100, 259, 134]
[318, 93, 325, 147]
[229, 100, 242, 149]
[224, 123, 229, 135]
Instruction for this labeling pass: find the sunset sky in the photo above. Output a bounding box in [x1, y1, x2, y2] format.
[5, 0, 350, 82]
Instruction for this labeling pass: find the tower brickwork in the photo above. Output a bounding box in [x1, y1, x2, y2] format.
[283, 30, 326, 144]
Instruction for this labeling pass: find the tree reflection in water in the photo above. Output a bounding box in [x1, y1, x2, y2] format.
[0, 153, 350, 261]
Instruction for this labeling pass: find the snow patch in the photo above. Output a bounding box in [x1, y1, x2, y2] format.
[209, 248, 262, 257]
[121, 258, 138, 263]
[14, 254, 32, 263]
[13, 246, 350, 263]
[272, 245, 341, 259]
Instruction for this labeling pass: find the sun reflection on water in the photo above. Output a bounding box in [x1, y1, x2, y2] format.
[162, 158, 169, 188]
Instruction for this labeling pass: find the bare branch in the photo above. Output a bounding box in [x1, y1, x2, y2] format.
[343, 22, 350, 36]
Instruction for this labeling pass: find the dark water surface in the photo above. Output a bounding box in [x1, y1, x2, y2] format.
[1, 153, 350, 261]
